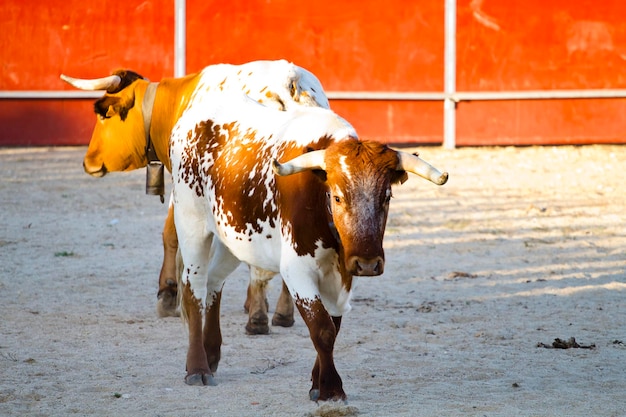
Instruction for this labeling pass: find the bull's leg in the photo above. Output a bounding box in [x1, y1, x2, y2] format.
[243, 287, 269, 314]
[157, 203, 179, 317]
[245, 267, 274, 335]
[175, 205, 218, 386]
[295, 297, 345, 402]
[197, 240, 240, 378]
[271, 280, 295, 328]
[243, 283, 252, 313]
[181, 281, 213, 386]
[309, 316, 342, 397]
[203, 290, 222, 373]
[243, 270, 270, 314]
[244, 271, 294, 333]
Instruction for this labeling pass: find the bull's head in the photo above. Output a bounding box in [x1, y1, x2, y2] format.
[60, 70, 150, 176]
[273, 140, 448, 277]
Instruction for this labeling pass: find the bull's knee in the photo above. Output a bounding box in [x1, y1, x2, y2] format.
[315, 327, 337, 352]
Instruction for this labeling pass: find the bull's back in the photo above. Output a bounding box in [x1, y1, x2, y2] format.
[194, 60, 329, 110]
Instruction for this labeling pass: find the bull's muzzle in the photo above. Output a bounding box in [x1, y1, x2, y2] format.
[347, 256, 385, 276]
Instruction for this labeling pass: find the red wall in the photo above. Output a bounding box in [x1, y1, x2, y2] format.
[1, 0, 625, 146]
[0, 0, 174, 146]
[186, 0, 444, 144]
[456, 0, 626, 145]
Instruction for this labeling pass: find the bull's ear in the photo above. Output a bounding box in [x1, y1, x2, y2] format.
[94, 96, 117, 118]
[115, 93, 135, 120]
[311, 169, 327, 182]
[94, 92, 135, 121]
[394, 170, 409, 185]
[105, 104, 117, 118]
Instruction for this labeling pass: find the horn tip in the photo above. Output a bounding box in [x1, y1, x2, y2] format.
[435, 172, 449, 185]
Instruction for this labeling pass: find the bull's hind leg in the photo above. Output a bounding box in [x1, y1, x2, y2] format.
[245, 267, 274, 334]
[181, 280, 214, 386]
[157, 203, 179, 317]
[295, 297, 345, 401]
[272, 280, 295, 328]
[177, 223, 235, 386]
[244, 272, 294, 333]
[178, 231, 215, 386]
[203, 290, 222, 373]
[201, 241, 241, 375]
[182, 242, 239, 385]
[244, 279, 268, 314]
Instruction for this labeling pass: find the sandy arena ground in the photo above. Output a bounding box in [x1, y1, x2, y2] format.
[1, 144, 625, 417]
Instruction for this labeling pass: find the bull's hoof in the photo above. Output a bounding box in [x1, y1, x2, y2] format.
[309, 389, 320, 401]
[156, 289, 179, 318]
[185, 372, 216, 386]
[271, 312, 295, 328]
[245, 316, 270, 335]
[309, 388, 347, 402]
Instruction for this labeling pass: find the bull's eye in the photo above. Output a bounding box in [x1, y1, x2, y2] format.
[334, 196, 341, 204]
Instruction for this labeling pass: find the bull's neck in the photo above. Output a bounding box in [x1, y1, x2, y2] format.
[147, 73, 201, 173]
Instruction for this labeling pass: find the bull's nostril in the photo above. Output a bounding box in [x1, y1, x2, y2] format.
[347, 256, 384, 276]
[354, 258, 384, 276]
[372, 260, 383, 275]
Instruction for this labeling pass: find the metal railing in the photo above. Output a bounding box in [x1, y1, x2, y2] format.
[2, 0, 626, 147]
[5, 89, 626, 101]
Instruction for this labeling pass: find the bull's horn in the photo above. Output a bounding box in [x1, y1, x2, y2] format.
[397, 151, 449, 185]
[272, 150, 326, 176]
[60, 74, 121, 92]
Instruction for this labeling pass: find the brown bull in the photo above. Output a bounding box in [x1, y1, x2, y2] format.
[168, 90, 449, 399]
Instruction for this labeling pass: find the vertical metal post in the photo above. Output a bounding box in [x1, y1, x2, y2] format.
[174, 0, 186, 77]
[443, 0, 457, 149]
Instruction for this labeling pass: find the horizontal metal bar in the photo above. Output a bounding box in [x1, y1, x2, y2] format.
[3, 88, 626, 101]
[326, 91, 447, 100]
[452, 89, 626, 101]
[0, 91, 103, 99]
[327, 89, 626, 101]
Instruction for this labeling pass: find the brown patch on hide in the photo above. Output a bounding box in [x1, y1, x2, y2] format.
[178, 119, 280, 237]
[275, 136, 338, 257]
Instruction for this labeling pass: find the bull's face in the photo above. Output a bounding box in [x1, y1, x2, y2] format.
[83, 89, 148, 176]
[324, 142, 400, 276]
[273, 139, 448, 277]
[60, 71, 149, 177]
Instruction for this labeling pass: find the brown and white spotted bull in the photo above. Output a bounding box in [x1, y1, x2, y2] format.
[61, 60, 330, 333]
[169, 90, 448, 400]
